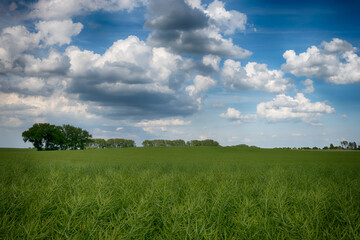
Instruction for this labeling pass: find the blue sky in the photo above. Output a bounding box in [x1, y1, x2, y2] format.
[1, 0, 360, 148]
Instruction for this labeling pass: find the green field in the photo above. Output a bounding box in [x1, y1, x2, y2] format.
[1, 147, 360, 239]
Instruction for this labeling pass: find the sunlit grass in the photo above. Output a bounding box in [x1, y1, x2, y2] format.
[1, 147, 360, 239]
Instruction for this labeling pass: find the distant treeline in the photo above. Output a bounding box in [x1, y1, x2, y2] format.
[142, 139, 219, 147]
[276, 141, 360, 150]
[323, 141, 359, 150]
[88, 138, 135, 149]
[231, 144, 260, 149]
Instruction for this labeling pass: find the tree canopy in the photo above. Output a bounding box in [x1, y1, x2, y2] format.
[88, 138, 135, 149]
[22, 123, 92, 151]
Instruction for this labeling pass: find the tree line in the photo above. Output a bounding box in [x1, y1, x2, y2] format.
[22, 123, 92, 151]
[88, 138, 135, 149]
[142, 139, 219, 147]
[323, 141, 359, 150]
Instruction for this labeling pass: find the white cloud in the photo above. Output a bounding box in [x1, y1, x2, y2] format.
[0, 22, 78, 78]
[220, 107, 257, 123]
[256, 93, 335, 124]
[136, 118, 191, 128]
[135, 118, 191, 134]
[146, 0, 252, 59]
[301, 79, 314, 93]
[222, 60, 293, 93]
[36, 19, 83, 46]
[0, 26, 40, 72]
[282, 38, 360, 84]
[30, 0, 144, 20]
[65, 35, 201, 117]
[341, 114, 347, 119]
[202, 54, 221, 71]
[66, 36, 189, 88]
[205, 0, 247, 35]
[0, 92, 98, 128]
[186, 75, 216, 97]
[116, 127, 123, 131]
[23, 49, 70, 76]
[0, 48, 70, 96]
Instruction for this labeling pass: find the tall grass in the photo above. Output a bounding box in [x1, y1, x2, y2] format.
[1, 147, 360, 239]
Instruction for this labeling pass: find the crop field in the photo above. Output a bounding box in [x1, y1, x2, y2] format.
[1, 147, 360, 239]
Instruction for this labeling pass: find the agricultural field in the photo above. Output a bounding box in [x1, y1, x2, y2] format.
[1, 147, 360, 239]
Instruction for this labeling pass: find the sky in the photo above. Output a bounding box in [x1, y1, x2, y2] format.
[1, 0, 360, 148]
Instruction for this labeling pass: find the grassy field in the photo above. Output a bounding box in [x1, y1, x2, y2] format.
[1, 147, 360, 239]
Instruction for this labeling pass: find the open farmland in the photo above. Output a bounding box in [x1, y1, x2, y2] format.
[1, 147, 360, 239]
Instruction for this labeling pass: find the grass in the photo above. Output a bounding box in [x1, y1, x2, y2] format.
[0, 147, 360, 239]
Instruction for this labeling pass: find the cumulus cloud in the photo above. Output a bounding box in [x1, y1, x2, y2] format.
[65, 36, 199, 118]
[135, 118, 191, 133]
[205, 0, 247, 35]
[30, 0, 145, 20]
[146, 0, 251, 58]
[0, 21, 79, 78]
[36, 19, 83, 46]
[202, 54, 221, 71]
[301, 79, 314, 93]
[0, 92, 97, 128]
[220, 107, 257, 123]
[0, 25, 40, 72]
[186, 75, 216, 97]
[0, 43, 70, 96]
[282, 38, 360, 84]
[256, 93, 335, 124]
[221, 60, 294, 93]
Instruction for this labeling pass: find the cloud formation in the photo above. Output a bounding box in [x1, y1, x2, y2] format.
[135, 118, 191, 134]
[30, 0, 144, 20]
[0, 92, 97, 128]
[186, 75, 216, 105]
[146, 0, 251, 58]
[0, 21, 79, 97]
[36, 19, 83, 46]
[220, 107, 257, 123]
[256, 93, 334, 124]
[0, 20, 81, 73]
[221, 60, 293, 93]
[65, 36, 200, 118]
[301, 79, 314, 93]
[282, 38, 360, 84]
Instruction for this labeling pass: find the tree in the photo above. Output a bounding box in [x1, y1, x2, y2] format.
[22, 123, 65, 151]
[341, 141, 349, 149]
[88, 138, 107, 149]
[106, 138, 135, 148]
[187, 139, 220, 146]
[23, 123, 92, 151]
[62, 124, 92, 150]
[348, 142, 357, 150]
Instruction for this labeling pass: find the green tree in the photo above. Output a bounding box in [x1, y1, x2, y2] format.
[22, 123, 65, 151]
[187, 139, 220, 146]
[340, 141, 349, 149]
[62, 124, 92, 150]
